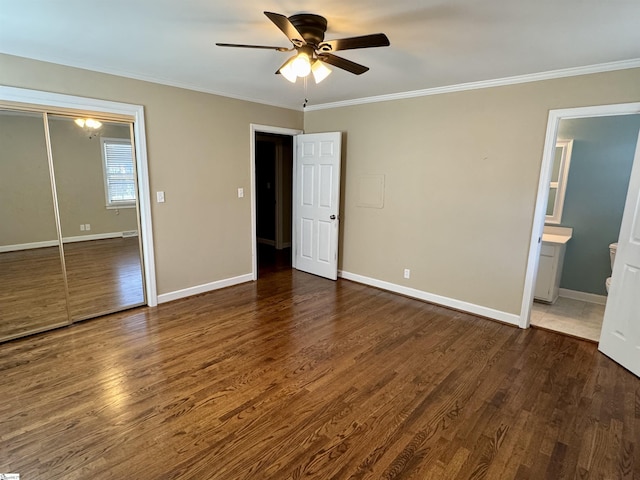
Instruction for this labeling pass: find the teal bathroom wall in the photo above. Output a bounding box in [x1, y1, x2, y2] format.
[556, 114, 640, 295]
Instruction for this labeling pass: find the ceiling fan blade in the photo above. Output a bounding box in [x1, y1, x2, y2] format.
[216, 43, 291, 52]
[264, 11, 307, 47]
[318, 33, 390, 52]
[318, 53, 369, 75]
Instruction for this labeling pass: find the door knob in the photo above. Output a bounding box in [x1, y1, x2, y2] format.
[330, 215, 336, 220]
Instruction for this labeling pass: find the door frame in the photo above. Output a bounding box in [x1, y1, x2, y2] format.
[250, 124, 302, 280]
[520, 101, 640, 328]
[0, 85, 158, 306]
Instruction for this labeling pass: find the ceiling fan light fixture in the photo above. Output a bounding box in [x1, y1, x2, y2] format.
[311, 59, 332, 84]
[279, 57, 298, 83]
[291, 50, 312, 77]
[74, 118, 102, 129]
[85, 118, 102, 129]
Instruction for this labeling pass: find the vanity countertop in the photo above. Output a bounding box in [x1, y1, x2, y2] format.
[542, 226, 573, 244]
[542, 233, 572, 244]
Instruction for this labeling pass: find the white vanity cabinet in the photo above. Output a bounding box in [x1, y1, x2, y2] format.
[534, 243, 566, 303]
[534, 226, 573, 304]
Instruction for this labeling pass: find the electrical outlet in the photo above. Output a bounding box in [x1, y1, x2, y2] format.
[238, 187, 244, 198]
[404, 268, 411, 279]
[85, 224, 91, 231]
[80, 224, 85, 231]
[156, 191, 165, 203]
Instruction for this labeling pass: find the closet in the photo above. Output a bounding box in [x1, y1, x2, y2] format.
[0, 107, 146, 342]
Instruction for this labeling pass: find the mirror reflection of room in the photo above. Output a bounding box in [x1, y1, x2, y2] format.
[0, 109, 69, 339]
[0, 109, 146, 342]
[48, 114, 145, 320]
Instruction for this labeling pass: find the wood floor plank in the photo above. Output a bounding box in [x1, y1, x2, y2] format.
[1, 268, 639, 479]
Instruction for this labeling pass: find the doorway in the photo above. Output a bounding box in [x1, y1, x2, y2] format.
[255, 132, 294, 276]
[521, 102, 640, 338]
[530, 114, 640, 341]
[250, 124, 302, 279]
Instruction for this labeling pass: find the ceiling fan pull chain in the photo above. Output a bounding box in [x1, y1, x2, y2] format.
[303, 76, 309, 108]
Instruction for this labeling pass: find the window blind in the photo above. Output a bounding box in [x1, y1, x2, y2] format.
[103, 141, 136, 205]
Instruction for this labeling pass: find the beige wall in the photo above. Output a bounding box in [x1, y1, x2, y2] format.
[0, 53, 303, 295]
[304, 69, 640, 315]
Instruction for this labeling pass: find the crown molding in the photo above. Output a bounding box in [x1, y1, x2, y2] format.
[6, 53, 640, 113]
[304, 58, 640, 111]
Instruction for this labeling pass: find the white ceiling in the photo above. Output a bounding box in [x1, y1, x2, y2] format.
[1, 0, 639, 110]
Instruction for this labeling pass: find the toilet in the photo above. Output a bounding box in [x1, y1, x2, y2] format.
[605, 243, 618, 293]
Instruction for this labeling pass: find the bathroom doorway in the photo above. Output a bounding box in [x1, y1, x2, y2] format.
[531, 114, 640, 341]
[521, 102, 640, 342]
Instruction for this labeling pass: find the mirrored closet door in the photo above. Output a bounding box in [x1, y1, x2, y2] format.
[48, 114, 145, 321]
[0, 109, 146, 342]
[0, 109, 69, 340]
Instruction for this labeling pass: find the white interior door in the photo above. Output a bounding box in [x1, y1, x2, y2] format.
[293, 132, 341, 280]
[599, 130, 640, 377]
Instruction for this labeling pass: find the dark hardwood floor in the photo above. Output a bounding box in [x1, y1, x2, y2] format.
[257, 243, 292, 276]
[0, 268, 638, 479]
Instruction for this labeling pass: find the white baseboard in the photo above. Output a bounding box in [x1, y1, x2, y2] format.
[63, 232, 128, 243]
[157, 273, 254, 304]
[339, 270, 520, 326]
[1, 232, 137, 253]
[0, 239, 59, 253]
[559, 288, 607, 305]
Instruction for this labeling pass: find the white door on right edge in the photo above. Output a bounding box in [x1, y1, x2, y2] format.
[599, 129, 640, 377]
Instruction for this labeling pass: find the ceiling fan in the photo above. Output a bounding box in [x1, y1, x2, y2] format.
[216, 11, 390, 84]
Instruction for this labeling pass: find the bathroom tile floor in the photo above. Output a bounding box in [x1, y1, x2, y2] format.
[531, 296, 605, 342]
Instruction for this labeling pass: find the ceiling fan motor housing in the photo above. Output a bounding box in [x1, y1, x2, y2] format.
[288, 14, 328, 46]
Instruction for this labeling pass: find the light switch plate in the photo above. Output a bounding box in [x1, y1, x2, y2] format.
[238, 188, 244, 198]
[157, 191, 165, 203]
